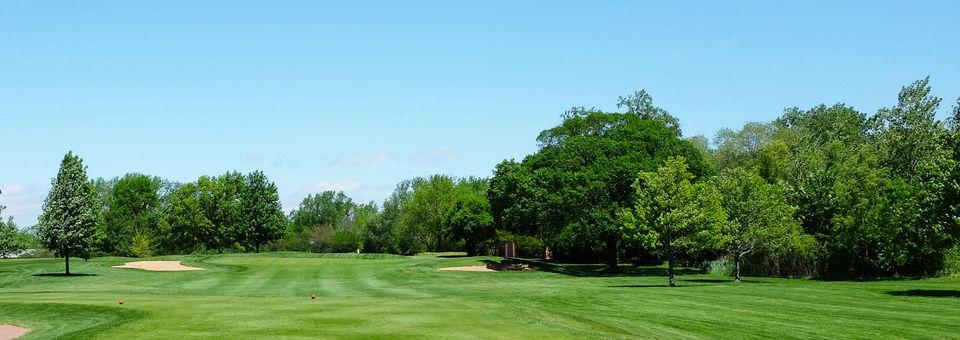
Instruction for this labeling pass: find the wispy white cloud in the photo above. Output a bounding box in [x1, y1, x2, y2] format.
[410, 146, 459, 163]
[245, 153, 302, 170]
[0, 183, 44, 227]
[306, 179, 363, 192]
[330, 153, 394, 166]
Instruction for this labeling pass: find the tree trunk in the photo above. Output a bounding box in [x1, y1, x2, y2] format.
[668, 257, 676, 287]
[65, 254, 71, 275]
[465, 239, 475, 257]
[666, 240, 676, 287]
[256, 243, 261, 253]
[436, 233, 443, 252]
[604, 237, 619, 272]
[735, 254, 742, 283]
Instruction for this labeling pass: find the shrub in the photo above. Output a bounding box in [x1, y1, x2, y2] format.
[496, 231, 544, 258]
[705, 258, 735, 276]
[130, 232, 153, 257]
[943, 246, 960, 277]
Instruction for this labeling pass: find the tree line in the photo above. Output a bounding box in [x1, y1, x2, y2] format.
[4, 77, 958, 280]
[490, 78, 960, 281]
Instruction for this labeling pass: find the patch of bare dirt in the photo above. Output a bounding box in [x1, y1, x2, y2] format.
[113, 261, 204, 272]
[0, 325, 30, 340]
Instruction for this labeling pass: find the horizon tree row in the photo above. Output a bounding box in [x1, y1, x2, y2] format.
[489, 77, 960, 280]
[14, 77, 960, 280]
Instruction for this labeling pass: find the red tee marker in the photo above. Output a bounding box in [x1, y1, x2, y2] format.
[119, 298, 125, 305]
[311, 293, 317, 300]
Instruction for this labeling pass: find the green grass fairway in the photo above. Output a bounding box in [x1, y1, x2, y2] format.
[1, 253, 959, 339]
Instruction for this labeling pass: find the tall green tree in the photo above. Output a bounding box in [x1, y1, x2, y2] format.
[197, 172, 246, 250]
[490, 92, 710, 269]
[869, 77, 958, 275]
[402, 175, 458, 252]
[773, 103, 882, 277]
[377, 180, 420, 254]
[621, 157, 726, 286]
[159, 182, 211, 254]
[711, 167, 809, 282]
[446, 188, 495, 256]
[713, 122, 776, 173]
[241, 171, 285, 253]
[37, 152, 98, 274]
[100, 173, 161, 256]
[290, 191, 354, 232]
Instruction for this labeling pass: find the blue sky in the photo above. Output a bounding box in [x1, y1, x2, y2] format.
[2, 1, 959, 226]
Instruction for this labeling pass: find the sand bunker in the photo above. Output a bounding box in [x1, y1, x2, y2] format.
[113, 261, 204, 272]
[439, 265, 497, 272]
[439, 262, 532, 272]
[0, 325, 30, 340]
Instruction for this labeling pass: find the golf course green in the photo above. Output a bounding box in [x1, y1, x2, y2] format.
[1, 252, 958, 339]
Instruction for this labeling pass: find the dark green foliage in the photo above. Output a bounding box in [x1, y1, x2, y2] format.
[98, 173, 161, 256]
[446, 190, 494, 256]
[360, 175, 495, 255]
[159, 182, 211, 254]
[242, 171, 285, 253]
[489, 92, 710, 268]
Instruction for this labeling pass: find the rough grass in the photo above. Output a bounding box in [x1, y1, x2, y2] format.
[1, 253, 959, 338]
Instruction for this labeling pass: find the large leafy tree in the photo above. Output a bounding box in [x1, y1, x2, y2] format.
[290, 191, 354, 233]
[37, 152, 98, 274]
[402, 175, 458, 252]
[100, 173, 161, 256]
[159, 182, 212, 254]
[713, 122, 776, 173]
[376, 180, 420, 254]
[869, 77, 958, 275]
[711, 167, 809, 282]
[241, 170, 285, 253]
[287, 190, 354, 251]
[489, 92, 710, 270]
[446, 186, 495, 256]
[947, 98, 960, 243]
[621, 157, 726, 286]
[773, 103, 884, 277]
[768, 79, 959, 277]
[197, 172, 246, 250]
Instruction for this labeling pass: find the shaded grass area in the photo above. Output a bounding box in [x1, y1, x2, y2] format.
[1, 253, 959, 338]
[886, 289, 960, 298]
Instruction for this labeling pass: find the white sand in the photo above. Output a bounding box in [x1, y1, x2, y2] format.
[113, 261, 204, 272]
[0, 325, 30, 340]
[438, 265, 496, 272]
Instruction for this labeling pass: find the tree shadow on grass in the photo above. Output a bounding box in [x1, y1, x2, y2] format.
[608, 284, 674, 288]
[886, 290, 960, 298]
[682, 279, 769, 284]
[32, 273, 98, 277]
[506, 258, 700, 277]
